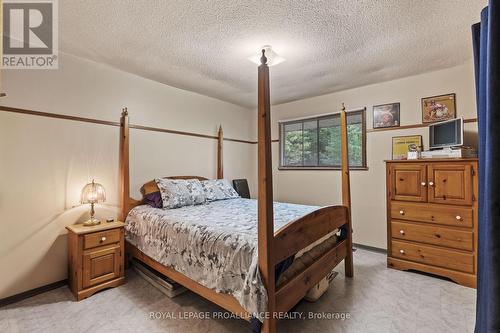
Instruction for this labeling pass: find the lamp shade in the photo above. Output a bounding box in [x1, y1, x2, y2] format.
[81, 180, 106, 204]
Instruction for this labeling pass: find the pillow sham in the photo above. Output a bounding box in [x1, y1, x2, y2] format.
[155, 178, 206, 209]
[201, 179, 240, 201]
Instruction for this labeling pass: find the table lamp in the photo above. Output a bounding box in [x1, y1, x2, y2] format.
[81, 179, 106, 226]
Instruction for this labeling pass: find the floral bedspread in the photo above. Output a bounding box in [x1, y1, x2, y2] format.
[125, 198, 319, 319]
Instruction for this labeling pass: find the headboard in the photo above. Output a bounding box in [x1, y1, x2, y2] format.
[119, 108, 224, 221]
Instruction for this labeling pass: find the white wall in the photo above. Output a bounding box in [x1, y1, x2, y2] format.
[0, 53, 255, 299]
[0, 53, 479, 298]
[268, 62, 478, 249]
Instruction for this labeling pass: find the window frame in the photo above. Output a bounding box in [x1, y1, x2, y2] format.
[278, 109, 368, 170]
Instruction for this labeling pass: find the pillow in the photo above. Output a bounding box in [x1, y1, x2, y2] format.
[155, 178, 206, 209]
[144, 191, 163, 208]
[201, 179, 240, 201]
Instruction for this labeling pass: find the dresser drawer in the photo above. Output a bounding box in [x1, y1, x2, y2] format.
[391, 221, 473, 251]
[390, 201, 473, 228]
[391, 240, 474, 273]
[84, 229, 121, 249]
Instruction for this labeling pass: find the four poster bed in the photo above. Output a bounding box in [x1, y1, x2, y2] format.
[119, 50, 354, 333]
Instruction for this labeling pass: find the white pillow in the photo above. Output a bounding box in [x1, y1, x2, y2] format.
[201, 179, 240, 201]
[155, 178, 206, 209]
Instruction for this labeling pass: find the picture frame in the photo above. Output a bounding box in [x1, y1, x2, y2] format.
[373, 103, 400, 129]
[421, 93, 456, 123]
[392, 135, 423, 160]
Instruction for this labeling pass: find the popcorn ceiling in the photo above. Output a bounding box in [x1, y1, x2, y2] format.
[60, 0, 486, 108]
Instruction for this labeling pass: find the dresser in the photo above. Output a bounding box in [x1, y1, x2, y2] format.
[385, 158, 478, 288]
[67, 221, 125, 300]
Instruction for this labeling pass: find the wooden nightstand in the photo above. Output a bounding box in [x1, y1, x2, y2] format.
[67, 221, 125, 300]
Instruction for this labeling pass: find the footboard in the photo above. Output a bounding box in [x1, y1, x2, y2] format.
[272, 205, 350, 313]
[274, 205, 348, 263]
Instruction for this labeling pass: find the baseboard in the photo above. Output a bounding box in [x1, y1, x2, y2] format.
[353, 243, 387, 254]
[0, 279, 68, 308]
[0, 244, 384, 307]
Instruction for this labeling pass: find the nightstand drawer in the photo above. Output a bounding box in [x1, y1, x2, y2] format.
[84, 229, 120, 249]
[82, 244, 121, 289]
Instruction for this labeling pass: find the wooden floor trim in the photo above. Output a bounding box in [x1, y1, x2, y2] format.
[0, 279, 68, 308]
[353, 243, 387, 254]
[0, 105, 257, 144]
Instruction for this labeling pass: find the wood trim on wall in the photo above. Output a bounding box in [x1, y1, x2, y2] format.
[0, 105, 257, 144]
[367, 117, 477, 133]
[272, 117, 478, 142]
[0, 105, 477, 145]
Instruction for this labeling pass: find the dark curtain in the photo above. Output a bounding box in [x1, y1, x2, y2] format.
[472, 2, 500, 333]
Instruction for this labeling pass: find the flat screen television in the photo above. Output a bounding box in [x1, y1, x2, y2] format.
[429, 118, 463, 150]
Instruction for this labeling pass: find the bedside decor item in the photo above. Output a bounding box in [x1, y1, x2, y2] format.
[421, 93, 456, 123]
[373, 102, 400, 129]
[81, 180, 106, 226]
[392, 135, 422, 160]
[67, 221, 125, 300]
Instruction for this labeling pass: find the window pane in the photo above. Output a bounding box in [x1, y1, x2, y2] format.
[319, 117, 340, 166]
[348, 122, 362, 166]
[303, 120, 318, 166]
[281, 110, 365, 168]
[347, 112, 363, 167]
[283, 123, 303, 166]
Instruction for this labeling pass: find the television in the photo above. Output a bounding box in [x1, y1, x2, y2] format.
[429, 118, 463, 150]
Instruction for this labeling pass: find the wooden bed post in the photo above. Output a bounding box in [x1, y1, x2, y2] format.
[258, 50, 277, 333]
[340, 103, 354, 277]
[217, 125, 224, 179]
[119, 108, 130, 222]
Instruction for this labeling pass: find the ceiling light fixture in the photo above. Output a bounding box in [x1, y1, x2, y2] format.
[248, 45, 285, 66]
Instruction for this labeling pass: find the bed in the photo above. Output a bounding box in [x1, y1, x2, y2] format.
[119, 49, 354, 333]
[125, 197, 343, 318]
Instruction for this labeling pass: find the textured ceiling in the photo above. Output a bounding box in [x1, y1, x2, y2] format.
[60, 0, 486, 108]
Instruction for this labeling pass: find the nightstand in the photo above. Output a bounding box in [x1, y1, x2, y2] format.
[66, 221, 125, 300]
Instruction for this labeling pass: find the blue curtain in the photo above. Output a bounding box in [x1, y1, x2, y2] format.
[472, 2, 500, 333]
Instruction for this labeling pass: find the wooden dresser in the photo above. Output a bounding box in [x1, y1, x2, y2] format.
[67, 221, 125, 300]
[385, 158, 478, 288]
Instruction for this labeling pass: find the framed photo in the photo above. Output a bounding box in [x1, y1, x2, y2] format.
[373, 103, 400, 129]
[421, 93, 456, 123]
[392, 135, 423, 160]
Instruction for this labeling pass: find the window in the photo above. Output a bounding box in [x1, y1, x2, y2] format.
[279, 110, 366, 169]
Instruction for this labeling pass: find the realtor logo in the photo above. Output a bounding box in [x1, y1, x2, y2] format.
[2, 0, 58, 69]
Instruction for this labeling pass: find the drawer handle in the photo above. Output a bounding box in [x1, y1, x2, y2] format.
[421, 182, 426, 186]
[399, 249, 405, 254]
[456, 215, 462, 221]
[428, 181, 434, 186]
[100, 236, 107, 243]
[399, 210, 405, 215]
[399, 230, 405, 235]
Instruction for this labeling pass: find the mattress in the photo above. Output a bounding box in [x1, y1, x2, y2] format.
[125, 198, 337, 319]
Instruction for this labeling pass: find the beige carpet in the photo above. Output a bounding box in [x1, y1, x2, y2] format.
[0, 249, 476, 333]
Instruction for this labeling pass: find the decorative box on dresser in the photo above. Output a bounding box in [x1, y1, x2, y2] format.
[67, 221, 126, 300]
[385, 158, 478, 288]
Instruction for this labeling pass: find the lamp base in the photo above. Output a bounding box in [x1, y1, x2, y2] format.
[83, 218, 101, 226]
